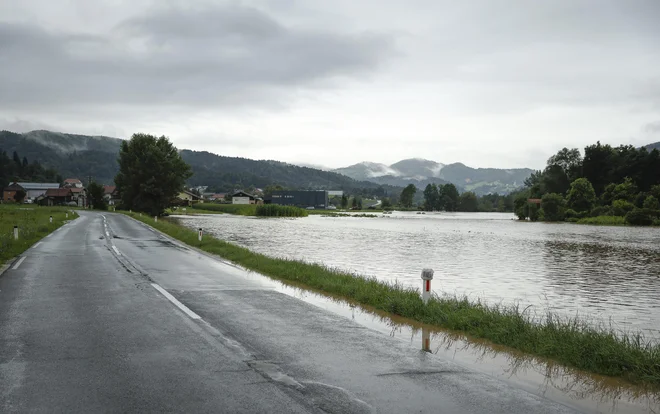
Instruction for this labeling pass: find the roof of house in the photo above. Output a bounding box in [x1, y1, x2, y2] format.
[4, 183, 24, 191]
[15, 182, 61, 190]
[64, 178, 82, 184]
[232, 190, 256, 198]
[103, 185, 116, 194]
[70, 188, 85, 193]
[45, 188, 72, 197]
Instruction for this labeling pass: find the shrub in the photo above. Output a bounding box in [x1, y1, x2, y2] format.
[565, 209, 588, 220]
[528, 203, 539, 222]
[643, 195, 660, 210]
[625, 208, 654, 226]
[255, 204, 308, 217]
[589, 205, 611, 217]
[611, 199, 635, 217]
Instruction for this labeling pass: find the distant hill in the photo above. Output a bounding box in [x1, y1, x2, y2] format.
[645, 141, 660, 151]
[334, 158, 532, 195]
[0, 130, 122, 185]
[0, 130, 398, 196]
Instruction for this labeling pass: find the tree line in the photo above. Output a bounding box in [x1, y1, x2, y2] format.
[0, 150, 61, 190]
[514, 143, 660, 225]
[394, 183, 517, 212]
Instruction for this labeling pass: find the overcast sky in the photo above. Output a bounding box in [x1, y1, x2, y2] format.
[1, 0, 659, 169]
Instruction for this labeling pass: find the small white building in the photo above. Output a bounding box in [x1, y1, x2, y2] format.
[232, 191, 259, 205]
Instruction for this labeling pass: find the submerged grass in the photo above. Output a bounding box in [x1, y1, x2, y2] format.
[577, 216, 627, 226]
[255, 204, 308, 217]
[191, 203, 257, 215]
[0, 204, 77, 266]
[122, 211, 660, 386]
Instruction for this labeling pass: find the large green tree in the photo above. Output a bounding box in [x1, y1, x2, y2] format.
[541, 193, 566, 222]
[439, 183, 460, 211]
[399, 184, 416, 208]
[115, 133, 192, 216]
[422, 184, 439, 211]
[458, 191, 478, 212]
[87, 182, 108, 210]
[566, 178, 596, 213]
[547, 147, 583, 182]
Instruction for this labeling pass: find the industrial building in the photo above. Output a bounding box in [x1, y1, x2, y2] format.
[269, 190, 328, 209]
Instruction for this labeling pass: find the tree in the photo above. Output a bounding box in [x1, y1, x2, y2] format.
[341, 194, 349, 209]
[381, 197, 392, 209]
[541, 164, 571, 195]
[566, 178, 596, 213]
[540, 193, 566, 222]
[439, 183, 459, 211]
[87, 182, 108, 210]
[458, 192, 478, 212]
[612, 177, 638, 202]
[115, 133, 192, 216]
[351, 197, 358, 209]
[399, 184, 416, 208]
[13, 189, 26, 203]
[514, 191, 530, 220]
[547, 147, 582, 182]
[643, 195, 660, 210]
[422, 184, 439, 211]
[583, 142, 615, 196]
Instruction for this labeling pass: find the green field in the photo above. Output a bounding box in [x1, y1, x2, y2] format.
[121, 211, 660, 387]
[0, 204, 78, 266]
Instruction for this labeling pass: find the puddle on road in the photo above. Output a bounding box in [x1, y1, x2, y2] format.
[260, 278, 660, 414]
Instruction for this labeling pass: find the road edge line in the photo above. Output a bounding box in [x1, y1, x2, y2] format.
[12, 256, 27, 270]
[151, 283, 201, 320]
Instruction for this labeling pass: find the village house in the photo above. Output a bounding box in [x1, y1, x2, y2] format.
[62, 178, 84, 188]
[103, 185, 121, 206]
[2, 182, 25, 202]
[176, 190, 202, 206]
[42, 188, 74, 206]
[10, 182, 60, 202]
[231, 190, 263, 205]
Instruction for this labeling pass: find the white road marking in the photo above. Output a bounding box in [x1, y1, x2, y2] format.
[112, 246, 121, 256]
[151, 283, 201, 320]
[46, 233, 52, 238]
[12, 257, 26, 270]
[33, 242, 42, 248]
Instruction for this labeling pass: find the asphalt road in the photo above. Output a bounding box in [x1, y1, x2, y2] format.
[0, 211, 579, 413]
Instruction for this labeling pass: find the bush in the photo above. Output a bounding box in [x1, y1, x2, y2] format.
[255, 204, 308, 217]
[528, 203, 539, 221]
[589, 205, 611, 217]
[577, 216, 626, 226]
[625, 208, 654, 226]
[565, 209, 588, 220]
[643, 195, 660, 210]
[611, 199, 635, 216]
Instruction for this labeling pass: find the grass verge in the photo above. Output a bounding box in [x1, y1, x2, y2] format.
[576, 216, 626, 226]
[0, 204, 77, 266]
[122, 211, 660, 386]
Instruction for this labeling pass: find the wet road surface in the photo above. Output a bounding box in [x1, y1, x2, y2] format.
[0, 211, 580, 413]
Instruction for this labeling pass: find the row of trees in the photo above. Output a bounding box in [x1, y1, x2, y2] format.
[515, 143, 660, 225]
[0, 150, 61, 190]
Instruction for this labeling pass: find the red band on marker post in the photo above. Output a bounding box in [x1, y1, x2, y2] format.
[426, 280, 430, 292]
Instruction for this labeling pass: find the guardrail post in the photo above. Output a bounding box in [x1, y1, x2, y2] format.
[49, 215, 53, 223]
[154, 216, 157, 222]
[198, 228, 203, 242]
[421, 268, 434, 304]
[66, 212, 68, 219]
[14, 225, 18, 240]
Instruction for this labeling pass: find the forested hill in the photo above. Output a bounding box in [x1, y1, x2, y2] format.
[180, 150, 396, 195]
[646, 141, 660, 151]
[0, 130, 398, 196]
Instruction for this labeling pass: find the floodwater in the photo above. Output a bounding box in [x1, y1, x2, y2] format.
[173, 212, 660, 337]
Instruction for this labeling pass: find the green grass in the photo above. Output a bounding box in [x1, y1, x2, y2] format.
[191, 203, 257, 215]
[120, 211, 660, 386]
[0, 204, 78, 266]
[577, 216, 627, 226]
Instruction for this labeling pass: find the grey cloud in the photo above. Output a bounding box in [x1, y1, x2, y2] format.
[645, 121, 660, 134]
[0, 4, 395, 110]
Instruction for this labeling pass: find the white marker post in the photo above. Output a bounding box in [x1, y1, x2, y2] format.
[49, 216, 53, 223]
[198, 228, 203, 242]
[154, 216, 158, 222]
[13, 225, 18, 240]
[421, 268, 434, 305]
[66, 212, 68, 218]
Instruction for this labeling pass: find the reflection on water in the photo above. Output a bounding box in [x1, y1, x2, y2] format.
[174, 212, 660, 337]
[277, 281, 659, 414]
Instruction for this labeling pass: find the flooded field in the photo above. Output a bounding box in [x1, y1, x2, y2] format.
[174, 211, 660, 338]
